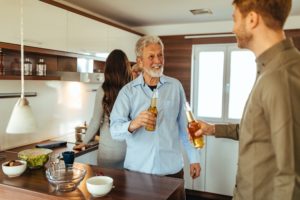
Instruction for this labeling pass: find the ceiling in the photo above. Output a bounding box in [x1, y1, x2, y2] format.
[59, 0, 300, 28]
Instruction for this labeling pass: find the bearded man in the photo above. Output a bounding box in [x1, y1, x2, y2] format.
[110, 35, 201, 181]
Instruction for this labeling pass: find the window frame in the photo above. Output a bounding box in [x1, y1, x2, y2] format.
[191, 43, 256, 124]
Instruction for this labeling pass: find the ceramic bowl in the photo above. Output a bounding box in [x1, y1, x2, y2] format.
[2, 160, 27, 177]
[86, 176, 113, 197]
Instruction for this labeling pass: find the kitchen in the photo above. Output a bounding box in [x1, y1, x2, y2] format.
[1, 0, 300, 199]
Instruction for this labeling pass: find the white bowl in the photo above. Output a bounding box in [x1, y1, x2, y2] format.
[2, 160, 27, 178]
[86, 176, 113, 197]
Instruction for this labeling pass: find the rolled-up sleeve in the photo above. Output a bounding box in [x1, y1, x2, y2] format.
[214, 124, 239, 140]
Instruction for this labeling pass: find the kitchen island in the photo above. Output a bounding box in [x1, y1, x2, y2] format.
[0, 142, 185, 200]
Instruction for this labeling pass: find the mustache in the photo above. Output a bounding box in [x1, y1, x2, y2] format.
[151, 64, 163, 68]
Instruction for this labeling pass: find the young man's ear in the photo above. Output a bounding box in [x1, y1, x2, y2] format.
[247, 11, 259, 29]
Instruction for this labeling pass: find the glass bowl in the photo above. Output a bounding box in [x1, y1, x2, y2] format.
[45, 166, 86, 192]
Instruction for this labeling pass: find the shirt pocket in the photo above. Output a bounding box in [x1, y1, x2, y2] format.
[158, 99, 178, 122]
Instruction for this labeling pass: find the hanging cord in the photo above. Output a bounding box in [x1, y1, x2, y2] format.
[20, 0, 24, 99]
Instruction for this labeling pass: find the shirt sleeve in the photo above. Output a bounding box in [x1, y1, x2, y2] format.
[214, 124, 239, 140]
[110, 87, 133, 141]
[261, 75, 296, 200]
[177, 83, 200, 163]
[83, 86, 103, 144]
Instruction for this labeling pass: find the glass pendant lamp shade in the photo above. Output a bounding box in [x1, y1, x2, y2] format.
[6, 98, 37, 133]
[6, 0, 37, 134]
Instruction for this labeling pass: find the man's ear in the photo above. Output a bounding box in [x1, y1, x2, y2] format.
[137, 57, 143, 66]
[247, 11, 259, 29]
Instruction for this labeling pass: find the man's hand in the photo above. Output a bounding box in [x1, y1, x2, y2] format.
[194, 120, 215, 137]
[128, 110, 157, 132]
[190, 163, 201, 179]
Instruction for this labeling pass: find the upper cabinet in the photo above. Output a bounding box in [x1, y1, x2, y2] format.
[0, 0, 21, 45]
[66, 12, 108, 56]
[0, 0, 140, 61]
[0, 0, 67, 51]
[23, 0, 68, 51]
[108, 26, 140, 61]
[66, 11, 140, 61]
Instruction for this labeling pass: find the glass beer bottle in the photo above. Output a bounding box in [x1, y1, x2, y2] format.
[185, 102, 205, 149]
[145, 89, 158, 131]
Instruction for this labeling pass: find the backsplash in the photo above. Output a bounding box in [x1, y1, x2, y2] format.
[0, 80, 100, 150]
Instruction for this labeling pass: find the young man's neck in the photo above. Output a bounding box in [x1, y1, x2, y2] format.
[251, 29, 286, 57]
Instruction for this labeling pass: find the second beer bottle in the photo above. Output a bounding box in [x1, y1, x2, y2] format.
[185, 102, 205, 149]
[145, 89, 158, 131]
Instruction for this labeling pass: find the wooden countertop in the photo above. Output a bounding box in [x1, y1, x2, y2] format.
[0, 142, 184, 200]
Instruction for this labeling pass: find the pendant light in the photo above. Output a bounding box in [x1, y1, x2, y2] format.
[6, 0, 37, 134]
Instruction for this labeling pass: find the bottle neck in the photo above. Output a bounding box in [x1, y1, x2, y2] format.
[186, 110, 196, 122]
[150, 97, 157, 107]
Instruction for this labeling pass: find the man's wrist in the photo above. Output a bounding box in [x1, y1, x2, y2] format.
[128, 120, 136, 133]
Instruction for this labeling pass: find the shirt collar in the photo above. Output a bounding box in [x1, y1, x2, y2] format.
[256, 38, 294, 75]
[132, 73, 169, 88]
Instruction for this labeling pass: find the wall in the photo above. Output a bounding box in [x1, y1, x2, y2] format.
[0, 80, 100, 150]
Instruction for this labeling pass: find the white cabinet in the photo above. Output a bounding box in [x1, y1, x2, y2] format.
[0, 0, 67, 52]
[0, 0, 20, 44]
[0, 0, 140, 62]
[66, 12, 109, 55]
[23, 0, 67, 51]
[67, 12, 140, 61]
[108, 26, 140, 61]
[205, 137, 238, 195]
[183, 136, 238, 196]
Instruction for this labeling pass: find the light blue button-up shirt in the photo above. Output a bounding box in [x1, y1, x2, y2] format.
[110, 74, 200, 175]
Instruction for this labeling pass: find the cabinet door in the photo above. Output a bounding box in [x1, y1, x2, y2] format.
[24, 0, 67, 51]
[67, 12, 108, 55]
[205, 137, 238, 195]
[0, 0, 67, 51]
[183, 136, 238, 196]
[107, 26, 140, 61]
[0, 0, 20, 44]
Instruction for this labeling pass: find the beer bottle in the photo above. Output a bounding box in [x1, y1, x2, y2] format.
[185, 102, 205, 149]
[145, 89, 158, 131]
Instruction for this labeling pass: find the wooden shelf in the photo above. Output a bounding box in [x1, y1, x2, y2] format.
[0, 75, 61, 80]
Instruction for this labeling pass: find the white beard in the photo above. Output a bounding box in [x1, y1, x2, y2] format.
[144, 65, 164, 78]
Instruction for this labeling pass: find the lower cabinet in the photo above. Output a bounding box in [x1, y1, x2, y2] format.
[183, 136, 238, 196]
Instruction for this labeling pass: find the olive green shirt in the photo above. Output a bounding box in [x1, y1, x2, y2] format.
[215, 39, 300, 200]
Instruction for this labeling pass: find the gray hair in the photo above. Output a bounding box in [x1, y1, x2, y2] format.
[135, 35, 164, 58]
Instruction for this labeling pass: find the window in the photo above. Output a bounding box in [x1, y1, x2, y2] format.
[191, 44, 256, 123]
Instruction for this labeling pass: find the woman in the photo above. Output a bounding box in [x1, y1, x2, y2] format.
[131, 63, 143, 79]
[74, 49, 132, 169]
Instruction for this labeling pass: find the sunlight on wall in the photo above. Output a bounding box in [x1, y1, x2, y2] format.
[65, 82, 82, 109]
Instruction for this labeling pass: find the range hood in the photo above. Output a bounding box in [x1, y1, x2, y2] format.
[53, 71, 104, 83]
[53, 57, 105, 83]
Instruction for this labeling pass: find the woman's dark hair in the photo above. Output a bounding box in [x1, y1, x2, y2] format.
[102, 49, 132, 116]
